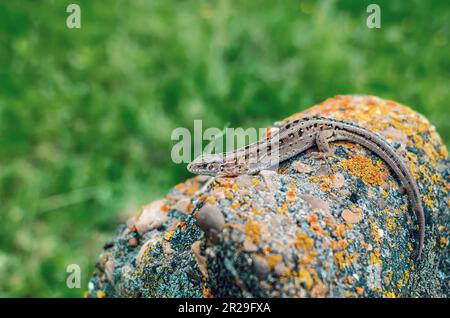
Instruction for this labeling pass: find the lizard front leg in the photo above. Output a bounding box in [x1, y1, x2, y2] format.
[309, 129, 335, 160]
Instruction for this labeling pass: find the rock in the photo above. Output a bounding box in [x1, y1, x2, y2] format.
[174, 198, 191, 213]
[235, 175, 254, 189]
[128, 237, 138, 247]
[136, 238, 159, 265]
[299, 194, 330, 214]
[259, 170, 280, 192]
[341, 209, 361, 224]
[197, 203, 225, 234]
[292, 161, 313, 174]
[135, 199, 169, 235]
[191, 241, 208, 278]
[88, 95, 450, 298]
[332, 173, 346, 188]
[252, 255, 270, 278]
[274, 262, 286, 276]
[104, 260, 115, 282]
[242, 238, 258, 252]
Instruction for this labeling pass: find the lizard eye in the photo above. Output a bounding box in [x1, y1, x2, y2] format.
[219, 165, 225, 172]
[206, 163, 218, 172]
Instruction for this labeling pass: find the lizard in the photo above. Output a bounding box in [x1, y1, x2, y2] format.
[187, 116, 425, 260]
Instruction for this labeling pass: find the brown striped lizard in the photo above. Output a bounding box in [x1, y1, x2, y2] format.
[187, 116, 425, 260]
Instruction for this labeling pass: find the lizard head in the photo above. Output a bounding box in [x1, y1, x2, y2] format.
[187, 154, 225, 176]
[187, 154, 247, 177]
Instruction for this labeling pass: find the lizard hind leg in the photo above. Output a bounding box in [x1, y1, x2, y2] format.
[308, 130, 335, 160]
[308, 130, 335, 173]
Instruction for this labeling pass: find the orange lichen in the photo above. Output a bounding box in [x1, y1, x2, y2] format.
[370, 223, 382, 245]
[203, 287, 213, 298]
[96, 290, 106, 298]
[266, 253, 283, 270]
[186, 202, 195, 212]
[277, 202, 289, 215]
[204, 196, 217, 205]
[294, 232, 314, 250]
[403, 270, 410, 285]
[286, 187, 297, 202]
[298, 251, 318, 266]
[306, 213, 318, 223]
[385, 215, 397, 232]
[164, 230, 175, 241]
[175, 183, 186, 190]
[369, 252, 382, 265]
[356, 287, 364, 296]
[413, 135, 423, 148]
[334, 223, 346, 238]
[335, 251, 348, 270]
[341, 153, 389, 186]
[225, 190, 234, 200]
[251, 178, 261, 186]
[384, 291, 396, 298]
[440, 237, 447, 248]
[244, 218, 262, 243]
[230, 200, 241, 210]
[423, 141, 441, 163]
[297, 268, 313, 290]
[310, 269, 326, 297]
[277, 166, 289, 174]
[423, 194, 435, 209]
[396, 278, 404, 290]
[337, 239, 348, 250]
[306, 213, 323, 235]
[310, 222, 323, 236]
[308, 176, 320, 184]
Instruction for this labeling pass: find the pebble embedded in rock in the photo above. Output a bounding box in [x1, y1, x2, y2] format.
[175, 198, 191, 213]
[341, 209, 361, 224]
[136, 238, 159, 265]
[377, 197, 386, 209]
[252, 255, 270, 278]
[381, 127, 408, 145]
[135, 199, 169, 235]
[104, 260, 115, 282]
[292, 161, 313, 174]
[191, 240, 208, 278]
[274, 262, 286, 276]
[196, 175, 213, 184]
[242, 238, 258, 252]
[332, 173, 345, 188]
[235, 175, 254, 189]
[128, 237, 139, 247]
[299, 194, 330, 213]
[260, 170, 279, 192]
[197, 203, 225, 233]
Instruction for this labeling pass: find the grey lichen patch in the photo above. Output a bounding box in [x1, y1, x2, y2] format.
[88, 95, 450, 298]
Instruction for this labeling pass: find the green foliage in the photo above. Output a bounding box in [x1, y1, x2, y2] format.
[0, 0, 449, 296]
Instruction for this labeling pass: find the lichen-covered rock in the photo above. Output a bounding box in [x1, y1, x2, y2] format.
[88, 95, 450, 298]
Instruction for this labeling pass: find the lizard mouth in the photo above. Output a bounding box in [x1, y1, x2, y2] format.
[187, 161, 212, 175]
[186, 162, 196, 173]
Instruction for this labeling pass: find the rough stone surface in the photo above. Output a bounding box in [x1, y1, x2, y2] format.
[88, 95, 450, 298]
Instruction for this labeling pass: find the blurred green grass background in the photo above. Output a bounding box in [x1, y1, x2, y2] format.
[0, 0, 449, 297]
